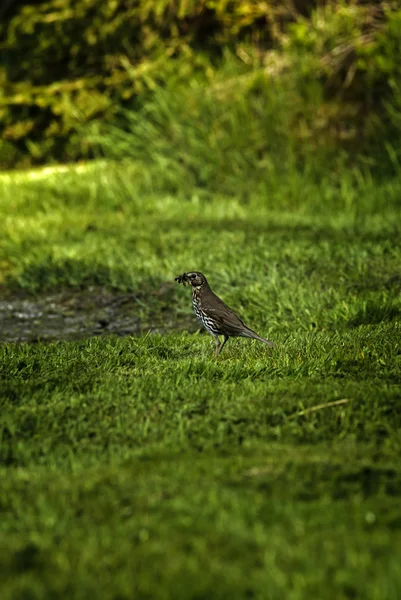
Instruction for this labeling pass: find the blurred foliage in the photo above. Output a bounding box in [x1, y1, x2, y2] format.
[90, 57, 327, 197]
[284, 1, 401, 171]
[0, 0, 401, 172]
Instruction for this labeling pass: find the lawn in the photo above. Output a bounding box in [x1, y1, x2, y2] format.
[0, 162, 401, 599]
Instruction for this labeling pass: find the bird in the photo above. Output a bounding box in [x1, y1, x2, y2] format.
[175, 271, 274, 356]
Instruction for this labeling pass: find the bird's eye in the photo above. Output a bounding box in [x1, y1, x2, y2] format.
[191, 273, 197, 279]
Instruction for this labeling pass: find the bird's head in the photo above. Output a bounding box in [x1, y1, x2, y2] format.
[175, 271, 206, 288]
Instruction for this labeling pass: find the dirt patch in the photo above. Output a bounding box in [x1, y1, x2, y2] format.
[0, 286, 195, 342]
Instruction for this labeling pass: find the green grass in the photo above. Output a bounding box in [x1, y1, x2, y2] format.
[1, 163, 401, 599]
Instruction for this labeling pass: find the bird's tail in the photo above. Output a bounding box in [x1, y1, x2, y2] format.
[242, 328, 274, 347]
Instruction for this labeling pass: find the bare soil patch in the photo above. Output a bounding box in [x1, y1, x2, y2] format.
[0, 286, 194, 342]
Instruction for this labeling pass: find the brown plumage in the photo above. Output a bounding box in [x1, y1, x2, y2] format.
[175, 271, 274, 356]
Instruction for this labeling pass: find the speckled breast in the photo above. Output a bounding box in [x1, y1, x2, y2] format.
[192, 289, 222, 336]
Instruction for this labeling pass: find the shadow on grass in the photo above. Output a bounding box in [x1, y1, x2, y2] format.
[150, 216, 401, 245]
[348, 298, 401, 327]
[245, 463, 401, 501]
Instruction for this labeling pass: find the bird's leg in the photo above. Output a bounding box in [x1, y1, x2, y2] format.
[213, 335, 221, 357]
[215, 334, 229, 357]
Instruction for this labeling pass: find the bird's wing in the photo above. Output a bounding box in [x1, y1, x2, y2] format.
[205, 303, 248, 337]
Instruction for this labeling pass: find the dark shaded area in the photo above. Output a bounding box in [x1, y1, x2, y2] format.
[244, 463, 401, 501]
[13, 543, 43, 572]
[0, 286, 196, 342]
[348, 298, 401, 327]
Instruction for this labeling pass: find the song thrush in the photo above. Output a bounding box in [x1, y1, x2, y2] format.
[175, 271, 274, 356]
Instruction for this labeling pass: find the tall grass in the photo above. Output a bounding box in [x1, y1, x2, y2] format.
[89, 45, 401, 200]
[90, 56, 349, 198]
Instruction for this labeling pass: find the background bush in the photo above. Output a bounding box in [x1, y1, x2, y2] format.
[1, 0, 401, 175]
